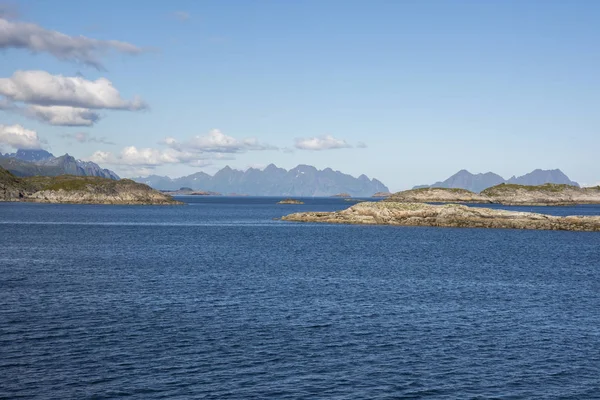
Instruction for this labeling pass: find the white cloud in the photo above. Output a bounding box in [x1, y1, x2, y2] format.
[357, 141, 368, 149]
[295, 135, 352, 151]
[61, 132, 115, 145]
[25, 105, 101, 126]
[88, 146, 212, 168]
[0, 17, 144, 69]
[0, 70, 147, 110]
[0, 124, 42, 149]
[165, 129, 277, 153]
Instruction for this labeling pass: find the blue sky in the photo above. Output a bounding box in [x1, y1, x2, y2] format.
[1, 0, 599, 190]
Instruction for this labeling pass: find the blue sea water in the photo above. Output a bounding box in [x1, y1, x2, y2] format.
[1, 197, 600, 399]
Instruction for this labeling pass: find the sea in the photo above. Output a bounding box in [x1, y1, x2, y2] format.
[1, 197, 599, 399]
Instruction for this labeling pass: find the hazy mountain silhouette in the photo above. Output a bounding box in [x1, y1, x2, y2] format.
[134, 164, 389, 197]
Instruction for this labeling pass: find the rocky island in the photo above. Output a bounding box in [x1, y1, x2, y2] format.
[277, 198, 305, 205]
[481, 183, 600, 206]
[372, 192, 392, 198]
[383, 184, 600, 206]
[0, 167, 181, 205]
[385, 187, 493, 203]
[281, 201, 600, 231]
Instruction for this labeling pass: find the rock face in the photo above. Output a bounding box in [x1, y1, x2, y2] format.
[0, 167, 180, 205]
[282, 201, 600, 232]
[385, 188, 493, 204]
[481, 184, 600, 206]
[0, 167, 33, 201]
[134, 164, 389, 197]
[415, 168, 579, 192]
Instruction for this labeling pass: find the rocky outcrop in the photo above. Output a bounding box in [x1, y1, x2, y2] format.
[372, 192, 392, 198]
[385, 187, 493, 203]
[282, 201, 600, 232]
[0, 167, 181, 205]
[481, 184, 600, 206]
[0, 167, 33, 201]
[278, 199, 304, 205]
[331, 193, 351, 198]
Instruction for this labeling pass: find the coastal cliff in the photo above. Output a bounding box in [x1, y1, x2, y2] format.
[0, 167, 181, 205]
[282, 201, 600, 231]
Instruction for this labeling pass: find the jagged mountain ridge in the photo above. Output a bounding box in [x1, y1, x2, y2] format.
[416, 168, 579, 193]
[134, 164, 389, 197]
[0, 149, 119, 180]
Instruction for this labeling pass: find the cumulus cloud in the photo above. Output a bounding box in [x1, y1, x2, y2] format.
[88, 130, 275, 171]
[61, 132, 115, 145]
[0, 124, 43, 149]
[165, 129, 277, 153]
[294, 135, 353, 151]
[88, 146, 212, 168]
[0, 17, 145, 69]
[0, 70, 147, 110]
[25, 105, 101, 126]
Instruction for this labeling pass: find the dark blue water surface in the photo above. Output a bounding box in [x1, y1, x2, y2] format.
[1, 197, 600, 399]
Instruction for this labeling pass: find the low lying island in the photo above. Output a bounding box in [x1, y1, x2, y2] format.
[1, 167, 182, 205]
[282, 201, 600, 232]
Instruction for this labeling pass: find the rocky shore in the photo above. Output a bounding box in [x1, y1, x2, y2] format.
[481, 183, 600, 206]
[282, 201, 600, 231]
[385, 187, 493, 203]
[1, 167, 181, 205]
[384, 184, 600, 206]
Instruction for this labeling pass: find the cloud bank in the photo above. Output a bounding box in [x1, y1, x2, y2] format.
[0, 17, 144, 69]
[0, 124, 43, 149]
[165, 129, 277, 153]
[0, 70, 146, 126]
[0, 70, 147, 110]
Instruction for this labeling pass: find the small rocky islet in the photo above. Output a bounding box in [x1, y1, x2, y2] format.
[277, 198, 305, 205]
[282, 184, 600, 232]
[0, 167, 181, 205]
[282, 201, 600, 232]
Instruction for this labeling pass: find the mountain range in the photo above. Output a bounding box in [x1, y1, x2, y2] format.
[0, 149, 120, 180]
[134, 164, 389, 197]
[415, 169, 580, 193]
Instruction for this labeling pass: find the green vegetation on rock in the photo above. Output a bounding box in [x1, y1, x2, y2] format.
[0, 167, 181, 205]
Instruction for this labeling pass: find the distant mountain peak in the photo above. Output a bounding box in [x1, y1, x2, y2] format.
[416, 168, 579, 192]
[133, 164, 389, 196]
[0, 150, 119, 180]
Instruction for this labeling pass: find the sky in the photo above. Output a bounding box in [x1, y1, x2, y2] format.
[1, 0, 599, 191]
